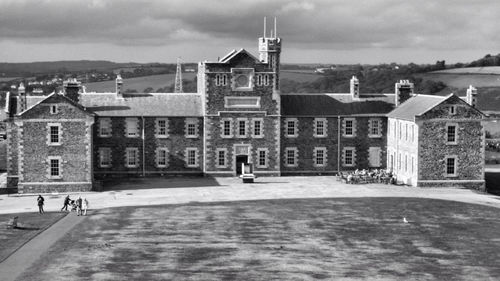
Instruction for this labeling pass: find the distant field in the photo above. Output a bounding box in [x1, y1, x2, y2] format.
[419, 73, 500, 89]
[281, 70, 320, 82]
[85, 73, 196, 92]
[418, 71, 500, 112]
[433, 67, 500, 75]
[84, 71, 322, 92]
[0, 77, 19, 82]
[484, 120, 500, 137]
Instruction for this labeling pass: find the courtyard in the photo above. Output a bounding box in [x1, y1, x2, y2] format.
[1, 176, 500, 280]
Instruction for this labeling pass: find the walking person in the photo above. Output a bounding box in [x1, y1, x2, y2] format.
[37, 195, 45, 214]
[76, 196, 83, 216]
[82, 198, 89, 216]
[61, 195, 71, 212]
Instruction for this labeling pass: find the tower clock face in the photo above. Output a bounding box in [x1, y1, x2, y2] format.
[235, 74, 249, 88]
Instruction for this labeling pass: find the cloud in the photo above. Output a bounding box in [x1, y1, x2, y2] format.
[278, 1, 315, 14]
[0, 0, 498, 62]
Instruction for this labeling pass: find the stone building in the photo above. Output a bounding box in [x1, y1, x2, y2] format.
[1, 29, 487, 193]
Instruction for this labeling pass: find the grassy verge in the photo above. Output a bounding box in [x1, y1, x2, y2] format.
[0, 212, 67, 263]
[17, 198, 500, 280]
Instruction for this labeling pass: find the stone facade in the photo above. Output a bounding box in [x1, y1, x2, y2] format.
[280, 116, 387, 175]
[418, 96, 484, 189]
[387, 94, 485, 189]
[93, 116, 204, 177]
[200, 45, 281, 176]
[9, 94, 94, 193]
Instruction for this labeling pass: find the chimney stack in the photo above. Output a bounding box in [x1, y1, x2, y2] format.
[350, 76, 360, 99]
[116, 74, 123, 98]
[18, 82, 27, 113]
[63, 78, 81, 103]
[466, 85, 477, 107]
[395, 80, 414, 106]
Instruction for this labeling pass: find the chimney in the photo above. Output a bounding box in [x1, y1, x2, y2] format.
[63, 78, 81, 103]
[18, 82, 27, 113]
[350, 76, 359, 98]
[116, 74, 123, 98]
[466, 85, 477, 107]
[395, 80, 414, 106]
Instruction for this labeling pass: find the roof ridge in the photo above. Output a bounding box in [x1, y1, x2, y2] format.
[416, 94, 446, 98]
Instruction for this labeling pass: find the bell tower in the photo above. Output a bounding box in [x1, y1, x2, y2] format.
[259, 17, 282, 93]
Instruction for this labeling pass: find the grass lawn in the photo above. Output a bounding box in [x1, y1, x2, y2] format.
[0, 211, 67, 263]
[16, 198, 500, 281]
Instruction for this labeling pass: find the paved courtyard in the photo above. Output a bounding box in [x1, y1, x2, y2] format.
[1, 176, 500, 215]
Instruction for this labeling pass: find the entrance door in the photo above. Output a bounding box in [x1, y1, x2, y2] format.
[236, 155, 248, 175]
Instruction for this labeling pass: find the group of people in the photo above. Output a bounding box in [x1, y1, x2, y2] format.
[61, 195, 89, 216]
[35, 194, 89, 216]
[338, 168, 395, 184]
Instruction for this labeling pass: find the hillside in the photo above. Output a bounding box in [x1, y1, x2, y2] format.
[416, 68, 500, 113]
[0, 61, 141, 76]
[432, 67, 500, 75]
[418, 73, 500, 89]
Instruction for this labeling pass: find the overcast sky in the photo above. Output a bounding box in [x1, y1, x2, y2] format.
[0, 0, 498, 64]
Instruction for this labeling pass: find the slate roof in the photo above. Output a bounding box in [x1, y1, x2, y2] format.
[79, 93, 203, 117]
[387, 94, 448, 121]
[204, 48, 261, 65]
[281, 93, 396, 116]
[219, 49, 260, 63]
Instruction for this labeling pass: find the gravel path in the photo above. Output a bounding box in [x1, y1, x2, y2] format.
[1, 176, 499, 215]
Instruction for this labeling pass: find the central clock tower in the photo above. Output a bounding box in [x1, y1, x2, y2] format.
[198, 21, 282, 177]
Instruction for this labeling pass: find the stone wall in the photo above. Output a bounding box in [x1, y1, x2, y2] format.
[14, 94, 94, 193]
[280, 116, 388, 174]
[204, 113, 280, 175]
[420, 95, 484, 120]
[201, 52, 280, 176]
[202, 54, 278, 116]
[6, 122, 19, 188]
[93, 116, 204, 177]
[18, 120, 91, 193]
[18, 183, 92, 194]
[418, 181, 485, 191]
[418, 120, 483, 183]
